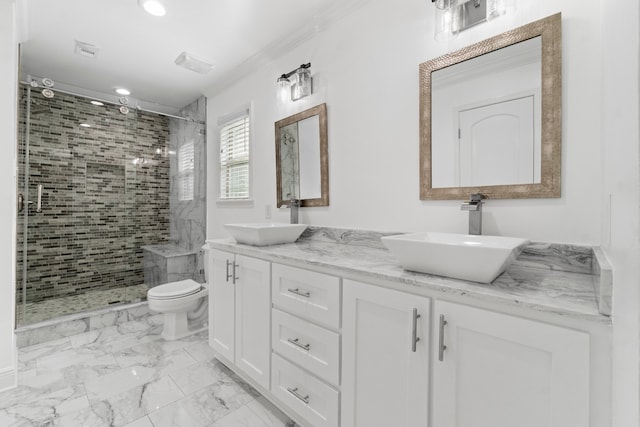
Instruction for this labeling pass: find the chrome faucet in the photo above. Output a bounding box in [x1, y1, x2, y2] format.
[460, 193, 486, 235]
[289, 199, 300, 224]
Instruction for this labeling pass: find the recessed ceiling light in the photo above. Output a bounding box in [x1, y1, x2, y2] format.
[79, 123, 91, 128]
[90, 100, 104, 106]
[138, 0, 166, 17]
[115, 88, 130, 96]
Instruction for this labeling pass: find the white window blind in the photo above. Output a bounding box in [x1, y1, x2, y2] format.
[178, 141, 195, 201]
[219, 112, 250, 199]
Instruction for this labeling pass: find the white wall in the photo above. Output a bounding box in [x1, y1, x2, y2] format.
[206, 0, 604, 244]
[0, 0, 18, 391]
[205, 0, 639, 425]
[601, 0, 640, 425]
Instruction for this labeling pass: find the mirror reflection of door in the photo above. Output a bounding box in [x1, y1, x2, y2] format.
[297, 116, 321, 199]
[458, 95, 537, 187]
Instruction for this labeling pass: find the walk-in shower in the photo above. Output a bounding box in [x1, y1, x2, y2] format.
[16, 82, 206, 327]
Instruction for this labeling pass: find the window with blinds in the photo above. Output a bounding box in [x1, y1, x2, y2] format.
[219, 111, 250, 200]
[178, 141, 195, 201]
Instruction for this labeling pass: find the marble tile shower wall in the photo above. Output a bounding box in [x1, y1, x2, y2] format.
[16, 88, 170, 305]
[169, 97, 207, 283]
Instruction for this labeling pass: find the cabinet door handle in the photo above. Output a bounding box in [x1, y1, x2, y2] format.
[438, 314, 448, 362]
[287, 288, 310, 298]
[225, 260, 233, 283]
[411, 308, 421, 352]
[233, 262, 239, 284]
[286, 387, 310, 404]
[287, 337, 311, 351]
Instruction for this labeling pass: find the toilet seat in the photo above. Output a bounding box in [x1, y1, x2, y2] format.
[148, 279, 202, 300]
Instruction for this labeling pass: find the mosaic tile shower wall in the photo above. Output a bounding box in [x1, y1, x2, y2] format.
[16, 87, 170, 308]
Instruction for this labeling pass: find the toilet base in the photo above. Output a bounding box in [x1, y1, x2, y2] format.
[161, 312, 205, 340]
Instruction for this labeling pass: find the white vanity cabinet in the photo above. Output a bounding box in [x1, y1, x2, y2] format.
[270, 264, 341, 427]
[432, 300, 590, 427]
[341, 279, 431, 427]
[207, 249, 271, 390]
[204, 241, 608, 427]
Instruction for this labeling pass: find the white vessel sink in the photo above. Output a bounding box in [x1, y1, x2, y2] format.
[224, 223, 308, 246]
[381, 232, 529, 283]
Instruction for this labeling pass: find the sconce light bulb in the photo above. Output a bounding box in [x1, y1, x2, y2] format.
[277, 75, 290, 87]
[277, 75, 291, 103]
[434, 0, 457, 10]
[291, 67, 312, 102]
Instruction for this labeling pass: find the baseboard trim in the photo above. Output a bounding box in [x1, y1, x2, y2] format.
[0, 364, 17, 392]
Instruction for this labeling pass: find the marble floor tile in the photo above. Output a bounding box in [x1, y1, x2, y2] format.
[213, 404, 270, 427]
[248, 397, 293, 426]
[85, 365, 159, 402]
[124, 416, 154, 427]
[0, 317, 296, 427]
[91, 376, 185, 426]
[183, 338, 217, 362]
[169, 359, 227, 395]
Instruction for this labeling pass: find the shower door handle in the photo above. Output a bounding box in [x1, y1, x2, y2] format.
[35, 184, 43, 213]
[18, 194, 24, 213]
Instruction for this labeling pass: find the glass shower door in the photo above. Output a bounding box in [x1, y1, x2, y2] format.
[15, 84, 170, 327]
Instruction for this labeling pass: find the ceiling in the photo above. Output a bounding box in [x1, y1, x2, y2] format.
[19, 0, 369, 113]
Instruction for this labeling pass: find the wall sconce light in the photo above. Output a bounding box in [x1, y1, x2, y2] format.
[432, 0, 513, 41]
[277, 63, 312, 102]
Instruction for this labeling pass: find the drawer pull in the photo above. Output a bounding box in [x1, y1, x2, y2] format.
[287, 337, 311, 351]
[287, 288, 311, 298]
[287, 386, 310, 404]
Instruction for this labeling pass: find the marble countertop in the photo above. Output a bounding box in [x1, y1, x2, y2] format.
[206, 227, 611, 324]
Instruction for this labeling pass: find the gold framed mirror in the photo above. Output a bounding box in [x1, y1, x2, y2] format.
[420, 13, 561, 200]
[275, 103, 329, 207]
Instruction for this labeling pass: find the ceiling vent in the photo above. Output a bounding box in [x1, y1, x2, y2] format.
[74, 40, 100, 59]
[174, 52, 214, 74]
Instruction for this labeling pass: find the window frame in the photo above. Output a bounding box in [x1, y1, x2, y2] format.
[216, 105, 253, 206]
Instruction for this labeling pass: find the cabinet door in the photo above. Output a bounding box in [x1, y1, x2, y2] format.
[342, 279, 430, 427]
[208, 249, 235, 362]
[433, 300, 590, 427]
[235, 255, 271, 390]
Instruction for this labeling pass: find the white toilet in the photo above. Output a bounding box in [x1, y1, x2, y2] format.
[147, 279, 208, 340]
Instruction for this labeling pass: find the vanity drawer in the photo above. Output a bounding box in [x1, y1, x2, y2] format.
[272, 308, 340, 387]
[271, 353, 339, 427]
[272, 264, 341, 329]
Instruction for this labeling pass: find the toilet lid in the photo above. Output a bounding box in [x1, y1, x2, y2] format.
[148, 279, 202, 299]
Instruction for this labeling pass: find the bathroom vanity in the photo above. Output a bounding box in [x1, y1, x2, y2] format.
[204, 227, 611, 427]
